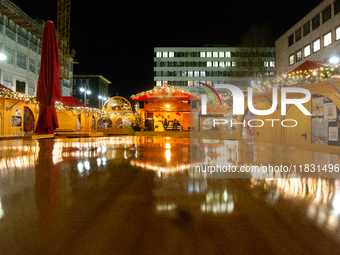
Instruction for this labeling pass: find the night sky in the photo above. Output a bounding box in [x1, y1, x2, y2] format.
[12, 0, 323, 99]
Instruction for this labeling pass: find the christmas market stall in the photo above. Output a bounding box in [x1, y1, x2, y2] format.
[131, 86, 201, 131]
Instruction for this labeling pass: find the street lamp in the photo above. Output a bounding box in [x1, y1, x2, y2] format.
[98, 95, 108, 109]
[0, 53, 7, 61]
[329, 43, 340, 64]
[80, 86, 91, 106]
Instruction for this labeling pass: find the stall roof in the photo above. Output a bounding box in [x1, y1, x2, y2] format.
[288, 60, 328, 74]
[59, 96, 86, 107]
[131, 86, 201, 101]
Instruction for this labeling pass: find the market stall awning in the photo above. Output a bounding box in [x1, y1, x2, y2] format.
[288, 60, 328, 74]
[59, 96, 86, 107]
[131, 86, 201, 101]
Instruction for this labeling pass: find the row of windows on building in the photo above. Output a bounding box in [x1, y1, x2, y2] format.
[155, 51, 274, 58]
[155, 61, 275, 68]
[0, 16, 42, 54]
[155, 70, 275, 77]
[1, 44, 40, 73]
[156, 80, 247, 87]
[289, 26, 340, 66]
[288, 0, 340, 47]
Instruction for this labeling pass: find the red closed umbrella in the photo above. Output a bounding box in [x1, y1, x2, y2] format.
[35, 21, 62, 134]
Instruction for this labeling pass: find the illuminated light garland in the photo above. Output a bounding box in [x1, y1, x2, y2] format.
[130, 85, 201, 99]
[0, 89, 136, 117]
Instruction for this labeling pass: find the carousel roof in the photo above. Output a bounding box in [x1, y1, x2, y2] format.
[131, 86, 201, 101]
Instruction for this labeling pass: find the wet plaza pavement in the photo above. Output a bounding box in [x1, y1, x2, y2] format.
[1, 136, 340, 254]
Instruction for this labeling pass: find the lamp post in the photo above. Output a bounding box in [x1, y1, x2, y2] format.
[80, 85, 91, 106]
[0, 53, 7, 61]
[329, 43, 340, 64]
[98, 95, 108, 109]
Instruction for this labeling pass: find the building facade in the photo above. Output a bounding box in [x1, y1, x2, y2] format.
[0, 0, 73, 96]
[73, 75, 111, 109]
[154, 47, 275, 92]
[275, 0, 340, 76]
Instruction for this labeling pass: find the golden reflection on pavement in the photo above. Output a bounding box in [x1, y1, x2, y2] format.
[0, 137, 340, 254]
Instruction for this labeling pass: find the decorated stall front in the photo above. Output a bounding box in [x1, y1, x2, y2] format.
[236, 63, 340, 153]
[131, 86, 201, 131]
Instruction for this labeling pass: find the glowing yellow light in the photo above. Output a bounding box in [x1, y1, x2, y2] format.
[166, 104, 170, 108]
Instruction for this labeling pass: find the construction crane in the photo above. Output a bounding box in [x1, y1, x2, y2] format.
[57, 0, 70, 80]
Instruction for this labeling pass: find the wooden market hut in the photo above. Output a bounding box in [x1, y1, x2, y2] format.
[131, 86, 201, 131]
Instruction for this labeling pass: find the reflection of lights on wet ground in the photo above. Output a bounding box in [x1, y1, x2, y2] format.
[165, 143, 171, 149]
[0, 198, 4, 219]
[97, 158, 102, 167]
[77, 162, 84, 174]
[84, 161, 90, 171]
[165, 150, 171, 162]
[156, 203, 176, 212]
[124, 151, 127, 159]
[332, 193, 340, 214]
[202, 190, 234, 214]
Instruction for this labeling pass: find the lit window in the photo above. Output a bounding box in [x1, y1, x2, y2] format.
[194, 71, 199, 77]
[296, 50, 302, 62]
[200, 52, 206, 57]
[163, 52, 168, 57]
[213, 61, 218, 67]
[219, 61, 225, 67]
[226, 61, 231, 67]
[225, 52, 231, 57]
[188, 71, 193, 77]
[207, 61, 212, 67]
[156, 52, 162, 57]
[324, 32, 332, 47]
[188, 81, 193, 86]
[337, 27, 340, 41]
[156, 81, 161, 86]
[200, 71, 206, 77]
[264, 62, 268, 67]
[169, 52, 174, 57]
[270, 61, 275, 67]
[219, 52, 224, 57]
[304, 45, 311, 57]
[232, 61, 236, 67]
[206, 52, 212, 57]
[289, 54, 294, 66]
[213, 52, 218, 57]
[313, 39, 321, 52]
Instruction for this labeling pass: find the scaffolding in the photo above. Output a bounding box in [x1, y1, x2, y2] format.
[57, 0, 70, 80]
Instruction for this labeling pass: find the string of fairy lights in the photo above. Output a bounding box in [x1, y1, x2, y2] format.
[0, 64, 339, 115]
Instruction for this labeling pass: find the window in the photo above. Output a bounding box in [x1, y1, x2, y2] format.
[29, 58, 35, 73]
[296, 50, 302, 62]
[335, 0, 340, 15]
[295, 28, 302, 42]
[17, 51, 27, 69]
[213, 52, 218, 57]
[169, 52, 174, 57]
[206, 52, 212, 57]
[219, 52, 224, 57]
[188, 71, 193, 77]
[200, 71, 206, 77]
[313, 38, 321, 52]
[226, 61, 231, 67]
[207, 61, 212, 67]
[4, 46, 14, 64]
[264, 61, 268, 67]
[322, 5, 331, 23]
[232, 61, 236, 67]
[303, 21, 310, 36]
[194, 71, 199, 77]
[323, 32, 332, 47]
[181, 71, 187, 77]
[289, 54, 294, 65]
[213, 61, 218, 67]
[28, 80, 35, 96]
[225, 52, 231, 57]
[336, 26, 340, 41]
[288, 34, 294, 47]
[312, 14, 320, 30]
[270, 61, 275, 67]
[219, 61, 225, 67]
[304, 44, 311, 57]
[3, 72, 13, 90]
[162, 52, 168, 57]
[200, 52, 205, 57]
